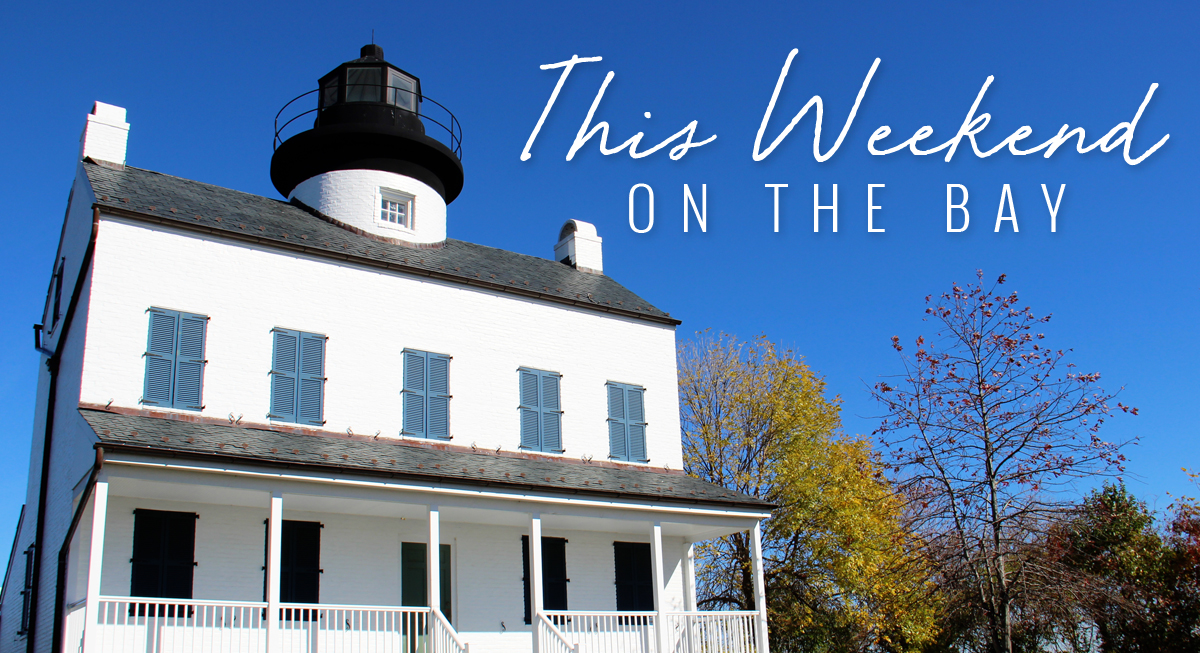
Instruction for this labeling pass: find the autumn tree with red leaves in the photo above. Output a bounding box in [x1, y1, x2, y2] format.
[870, 272, 1136, 653]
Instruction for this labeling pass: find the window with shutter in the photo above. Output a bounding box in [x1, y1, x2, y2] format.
[18, 544, 34, 634]
[606, 382, 648, 462]
[402, 349, 451, 439]
[518, 368, 564, 453]
[271, 328, 326, 426]
[131, 509, 196, 600]
[521, 536, 569, 624]
[613, 542, 654, 611]
[400, 542, 453, 623]
[143, 308, 208, 411]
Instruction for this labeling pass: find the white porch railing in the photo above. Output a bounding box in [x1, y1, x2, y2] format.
[537, 611, 579, 653]
[431, 607, 470, 653]
[64, 599, 88, 653]
[92, 597, 268, 652]
[663, 611, 758, 653]
[276, 603, 429, 653]
[542, 611, 659, 653]
[540, 611, 759, 653]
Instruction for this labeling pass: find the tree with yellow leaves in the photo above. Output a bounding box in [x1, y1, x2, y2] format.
[680, 332, 939, 652]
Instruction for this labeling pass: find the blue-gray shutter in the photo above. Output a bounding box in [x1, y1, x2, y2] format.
[427, 354, 451, 439]
[541, 373, 562, 452]
[627, 386, 647, 461]
[271, 329, 299, 422]
[298, 333, 325, 425]
[519, 370, 540, 450]
[607, 383, 627, 460]
[143, 309, 178, 406]
[402, 350, 427, 437]
[173, 312, 207, 410]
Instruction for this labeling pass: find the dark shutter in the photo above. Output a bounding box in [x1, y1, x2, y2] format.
[19, 545, 34, 634]
[131, 509, 195, 599]
[607, 384, 627, 460]
[271, 329, 299, 422]
[400, 542, 426, 607]
[521, 536, 531, 625]
[173, 312, 207, 410]
[281, 521, 320, 604]
[439, 544, 452, 622]
[543, 538, 569, 610]
[522, 536, 569, 623]
[143, 310, 178, 406]
[613, 542, 654, 611]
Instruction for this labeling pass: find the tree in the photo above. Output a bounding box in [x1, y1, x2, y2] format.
[1048, 479, 1200, 652]
[870, 272, 1136, 653]
[680, 332, 940, 652]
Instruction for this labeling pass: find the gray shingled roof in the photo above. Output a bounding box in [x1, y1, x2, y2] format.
[83, 409, 770, 510]
[82, 162, 677, 325]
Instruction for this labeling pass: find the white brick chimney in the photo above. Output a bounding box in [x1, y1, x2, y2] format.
[79, 102, 129, 166]
[554, 219, 603, 274]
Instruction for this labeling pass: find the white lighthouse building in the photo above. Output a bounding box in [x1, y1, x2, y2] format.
[0, 45, 771, 653]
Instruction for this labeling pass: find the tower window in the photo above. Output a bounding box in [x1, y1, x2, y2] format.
[380, 189, 415, 230]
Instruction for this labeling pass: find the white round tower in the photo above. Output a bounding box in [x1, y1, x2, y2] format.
[271, 44, 463, 245]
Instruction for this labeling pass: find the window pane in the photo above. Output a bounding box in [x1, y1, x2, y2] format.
[346, 67, 381, 102]
[321, 78, 338, 108]
[389, 71, 416, 111]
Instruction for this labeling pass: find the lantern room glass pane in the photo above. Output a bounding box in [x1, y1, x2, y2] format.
[320, 77, 338, 109]
[346, 67, 381, 103]
[389, 71, 416, 111]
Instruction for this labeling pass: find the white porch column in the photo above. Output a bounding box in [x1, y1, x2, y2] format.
[750, 521, 769, 653]
[530, 513, 544, 653]
[650, 521, 668, 653]
[428, 505, 441, 614]
[80, 480, 108, 653]
[683, 542, 697, 612]
[266, 492, 283, 653]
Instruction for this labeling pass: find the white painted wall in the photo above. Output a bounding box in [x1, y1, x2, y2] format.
[291, 169, 447, 244]
[80, 218, 683, 469]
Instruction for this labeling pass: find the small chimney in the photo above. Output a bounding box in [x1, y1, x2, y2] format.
[79, 102, 129, 167]
[554, 220, 603, 274]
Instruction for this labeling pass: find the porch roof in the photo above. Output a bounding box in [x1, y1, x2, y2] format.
[81, 408, 771, 511]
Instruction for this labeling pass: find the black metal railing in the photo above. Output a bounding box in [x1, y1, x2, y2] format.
[274, 85, 463, 160]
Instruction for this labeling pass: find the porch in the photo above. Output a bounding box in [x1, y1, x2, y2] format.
[60, 455, 770, 653]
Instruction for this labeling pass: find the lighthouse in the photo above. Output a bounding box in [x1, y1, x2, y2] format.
[270, 44, 464, 245]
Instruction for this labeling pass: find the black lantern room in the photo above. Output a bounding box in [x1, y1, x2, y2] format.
[271, 44, 464, 202]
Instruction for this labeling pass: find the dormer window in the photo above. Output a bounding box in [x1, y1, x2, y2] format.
[380, 188, 414, 230]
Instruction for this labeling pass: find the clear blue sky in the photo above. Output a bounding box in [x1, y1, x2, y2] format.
[0, 1, 1196, 538]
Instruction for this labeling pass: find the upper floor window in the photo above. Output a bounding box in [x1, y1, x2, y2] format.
[402, 349, 450, 439]
[518, 368, 563, 453]
[143, 308, 207, 411]
[379, 188, 414, 230]
[606, 382, 648, 462]
[270, 328, 326, 426]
